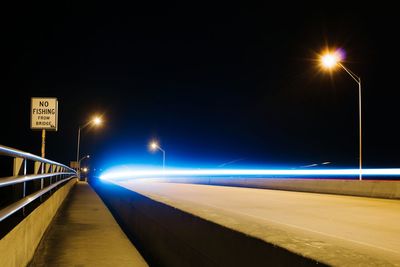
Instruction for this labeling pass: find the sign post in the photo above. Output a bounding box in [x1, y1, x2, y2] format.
[41, 129, 46, 158]
[31, 98, 58, 157]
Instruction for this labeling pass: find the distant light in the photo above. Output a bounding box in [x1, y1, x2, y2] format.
[301, 164, 318, 168]
[82, 167, 88, 172]
[99, 168, 400, 180]
[93, 117, 102, 125]
[150, 141, 158, 151]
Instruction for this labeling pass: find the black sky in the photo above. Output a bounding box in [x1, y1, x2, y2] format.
[2, 2, 400, 170]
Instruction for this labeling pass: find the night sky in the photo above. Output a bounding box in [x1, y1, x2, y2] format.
[2, 2, 399, 171]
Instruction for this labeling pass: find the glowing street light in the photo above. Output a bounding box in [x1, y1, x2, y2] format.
[93, 117, 102, 125]
[321, 52, 341, 69]
[76, 116, 103, 178]
[319, 48, 363, 180]
[149, 141, 166, 170]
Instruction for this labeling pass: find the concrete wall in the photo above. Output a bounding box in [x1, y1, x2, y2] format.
[92, 180, 323, 267]
[0, 179, 76, 267]
[143, 177, 400, 199]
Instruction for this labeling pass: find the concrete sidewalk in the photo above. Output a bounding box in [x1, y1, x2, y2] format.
[29, 182, 147, 267]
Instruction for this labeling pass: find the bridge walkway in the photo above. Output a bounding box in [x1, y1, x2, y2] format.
[29, 182, 147, 267]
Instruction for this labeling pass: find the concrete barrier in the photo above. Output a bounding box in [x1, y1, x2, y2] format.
[92, 180, 323, 267]
[143, 177, 400, 199]
[0, 179, 76, 267]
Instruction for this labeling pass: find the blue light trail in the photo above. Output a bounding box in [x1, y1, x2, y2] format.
[100, 168, 400, 181]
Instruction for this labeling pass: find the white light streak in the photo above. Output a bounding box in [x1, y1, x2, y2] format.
[99, 168, 400, 181]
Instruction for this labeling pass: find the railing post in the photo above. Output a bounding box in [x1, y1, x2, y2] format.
[13, 157, 27, 215]
[55, 166, 59, 183]
[45, 164, 51, 175]
[45, 164, 51, 195]
[40, 162, 45, 201]
[34, 161, 41, 193]
[50, 165, 54, 185]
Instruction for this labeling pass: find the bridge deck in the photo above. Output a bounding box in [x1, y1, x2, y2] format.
[117, 180, 400, 266]
[29, 182, 147, 267]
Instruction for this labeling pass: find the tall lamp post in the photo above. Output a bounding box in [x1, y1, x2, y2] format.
[76, 117, 102, 178]
[320, 49, 363, 180]
[149, 141, 166, 170]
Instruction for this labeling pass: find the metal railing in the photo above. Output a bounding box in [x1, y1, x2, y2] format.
[0, 144, 77, 222]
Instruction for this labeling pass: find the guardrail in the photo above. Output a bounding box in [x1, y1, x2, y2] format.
[0, 144, 76, 222]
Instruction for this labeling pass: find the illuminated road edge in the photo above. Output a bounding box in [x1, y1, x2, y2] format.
[100, 168, 400, 181]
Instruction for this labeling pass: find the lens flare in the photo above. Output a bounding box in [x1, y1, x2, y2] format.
[319, 48, 345, 70]
[321, 54, 338, 68]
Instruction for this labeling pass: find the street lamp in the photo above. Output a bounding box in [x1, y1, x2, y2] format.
[79, 154, 90, 165]
[77, 155, 90, 181]
[319, 49, 363, 180]
[76, 116, 102, 178]
[149, 141, 166, 170]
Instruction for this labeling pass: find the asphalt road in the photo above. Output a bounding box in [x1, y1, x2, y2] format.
[116, 180, 400, 266]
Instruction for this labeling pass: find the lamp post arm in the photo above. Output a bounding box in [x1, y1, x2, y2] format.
[78, 155, 89, 164]
[338, 63, 361, 84]
[80, 120, 94, 130]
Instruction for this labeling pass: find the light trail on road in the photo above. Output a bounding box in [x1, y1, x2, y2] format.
[100, 167, 400, 180]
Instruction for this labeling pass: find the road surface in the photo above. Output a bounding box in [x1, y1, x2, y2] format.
[116, 179, 400, 266]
